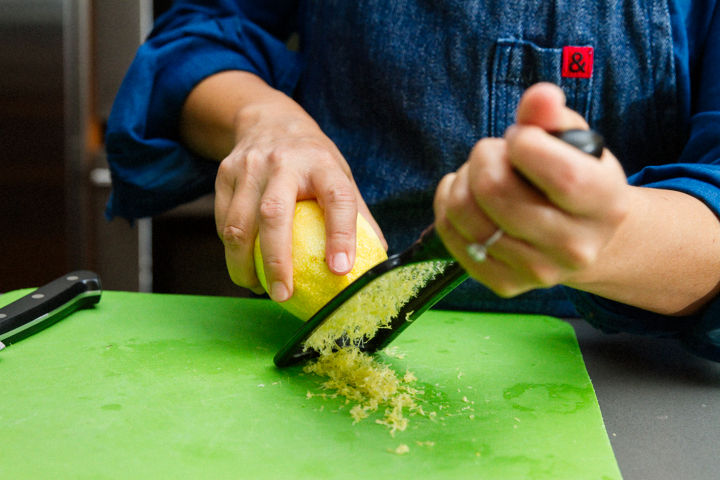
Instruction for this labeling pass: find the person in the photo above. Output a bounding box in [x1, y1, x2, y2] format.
[104, 0, 720, 361]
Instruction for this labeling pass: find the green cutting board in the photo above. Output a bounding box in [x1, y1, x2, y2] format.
[0, 290, 621, 480]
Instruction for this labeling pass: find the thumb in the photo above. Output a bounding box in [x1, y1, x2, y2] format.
[515, 83, 588, 132]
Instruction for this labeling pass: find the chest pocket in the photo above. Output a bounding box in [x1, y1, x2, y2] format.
[489, 39, 593, 138]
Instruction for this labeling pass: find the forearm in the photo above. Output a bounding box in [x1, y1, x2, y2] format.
[179, 70, 305, 161]
[567, 186, 720, 316]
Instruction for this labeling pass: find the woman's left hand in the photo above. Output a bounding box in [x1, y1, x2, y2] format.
[434, 83, 631, 297]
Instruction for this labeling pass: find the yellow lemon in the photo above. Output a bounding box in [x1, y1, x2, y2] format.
[254, 200, 388, 320]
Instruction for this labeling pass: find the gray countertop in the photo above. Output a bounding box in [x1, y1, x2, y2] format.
[567, 319, 720, 480]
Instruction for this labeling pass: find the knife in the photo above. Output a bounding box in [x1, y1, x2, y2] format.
[0, 271, 102, 350]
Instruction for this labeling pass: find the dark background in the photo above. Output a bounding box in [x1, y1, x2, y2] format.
[0, 0, 243, 297]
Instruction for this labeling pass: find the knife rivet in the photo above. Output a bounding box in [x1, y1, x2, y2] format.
[0, 314, 6, 319]
[32, 294, 45, 299]
[67, 275, 79, 281]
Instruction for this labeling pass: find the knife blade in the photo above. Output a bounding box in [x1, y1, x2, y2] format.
[0, 271, 102, 350]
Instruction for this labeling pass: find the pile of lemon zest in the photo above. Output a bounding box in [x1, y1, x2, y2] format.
[304, 346, 425, 434]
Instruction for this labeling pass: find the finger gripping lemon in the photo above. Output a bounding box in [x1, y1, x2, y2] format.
[254, 200, 387, 321]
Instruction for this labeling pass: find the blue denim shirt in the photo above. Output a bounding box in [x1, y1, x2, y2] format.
[105, 0, 720, 361]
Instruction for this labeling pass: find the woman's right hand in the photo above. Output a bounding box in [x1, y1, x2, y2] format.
[181, 71, 385, 302]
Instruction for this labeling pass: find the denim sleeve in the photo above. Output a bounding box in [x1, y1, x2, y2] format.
[104, 0, 302, 220]
[563, 1, 720, 362]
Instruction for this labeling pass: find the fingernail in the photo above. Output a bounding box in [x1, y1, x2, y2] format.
[271, 282, 289, 302]
[332, 253, 350, 273]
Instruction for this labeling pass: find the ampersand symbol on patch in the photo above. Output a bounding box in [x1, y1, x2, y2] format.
[568, 52, 586, 73]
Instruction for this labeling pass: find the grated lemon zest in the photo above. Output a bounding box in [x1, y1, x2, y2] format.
[388, 444, 410, 455]
[303, 261, 450, 354]
[415, 441, 435, 447]
[302, 261, 452, 435]
[304, 346, 426, 435]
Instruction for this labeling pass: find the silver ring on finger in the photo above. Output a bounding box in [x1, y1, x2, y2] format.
[466, 228, 504, 263]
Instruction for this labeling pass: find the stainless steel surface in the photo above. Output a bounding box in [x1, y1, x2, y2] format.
[63, 0, 92, 271]
[81, 0, 153, 292]
[94, 0, 152, 119]
[137, 217, 153, 293]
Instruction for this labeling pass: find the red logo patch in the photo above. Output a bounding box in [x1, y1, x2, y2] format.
[562, 46, 594, 79]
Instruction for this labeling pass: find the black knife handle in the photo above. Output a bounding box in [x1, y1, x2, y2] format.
[0, 271, 101, 347]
